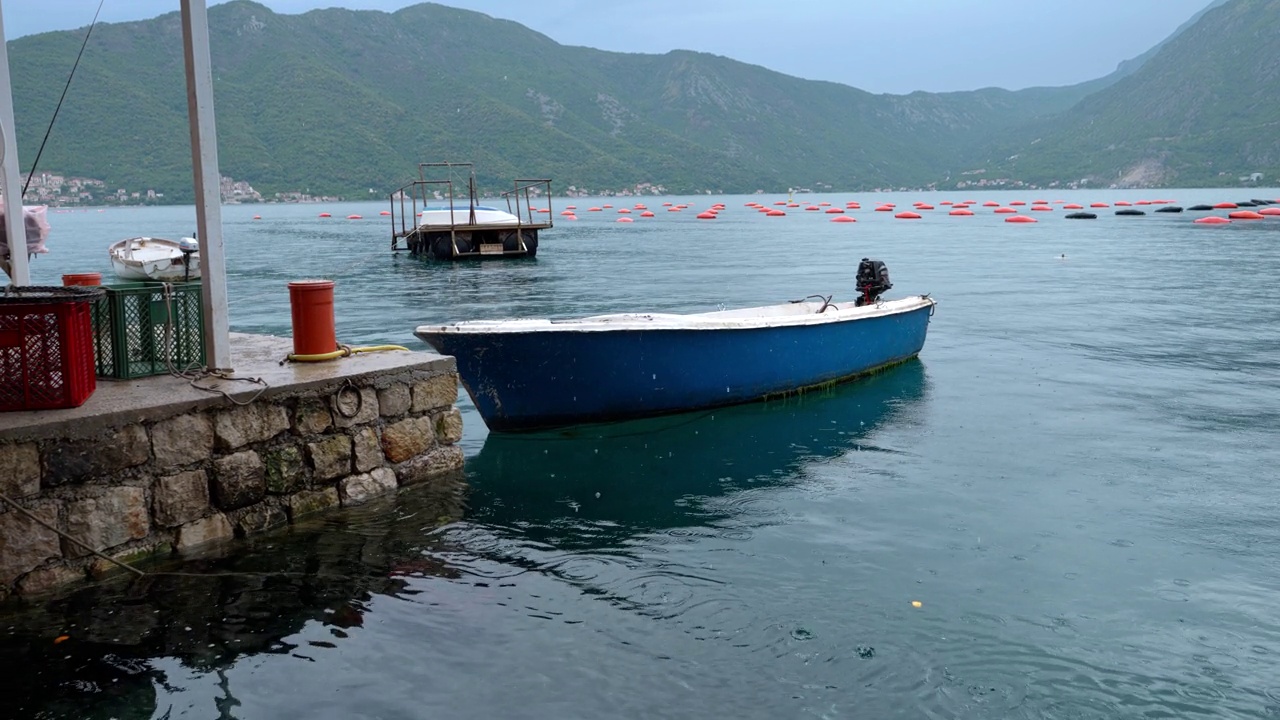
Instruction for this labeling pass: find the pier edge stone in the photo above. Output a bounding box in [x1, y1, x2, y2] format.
[339, 468, 398, 507]
[0, 442, 40, 498]
[151, 413, 215, 469]
[412, 375, 458, 413]
[214, 403, 290, 452]
[212, 450, 267, 510]
[377, 383, 412, 417]
[381, 416, 435, 464]
[308, 435, 353, 482]
[154, 469, 212, 528]
[0, 503, 62, 586]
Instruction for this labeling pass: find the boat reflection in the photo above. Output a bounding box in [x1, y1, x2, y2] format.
[465, 360, 928, 548]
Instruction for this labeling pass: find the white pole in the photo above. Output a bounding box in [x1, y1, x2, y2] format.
[0, 1, 31, 285]
[180, 0, 231, 371]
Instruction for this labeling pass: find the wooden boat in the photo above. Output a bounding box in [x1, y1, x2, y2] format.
[415, 261, 935, 432]
[108, 237, 200, 282]
[388, 161, 552, 260]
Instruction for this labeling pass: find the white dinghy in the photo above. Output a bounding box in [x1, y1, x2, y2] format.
[108, 236, 201, 282]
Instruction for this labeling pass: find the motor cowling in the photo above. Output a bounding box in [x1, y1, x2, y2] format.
[855, 258, 891, 306]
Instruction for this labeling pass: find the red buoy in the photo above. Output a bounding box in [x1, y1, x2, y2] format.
[1213, 202, 1238, 209]
[696, 211, 716, 219]
[640, 210, 655, 217]
[1259, 208, 1280, 216]
[766, 209, 786, 216]
[346, 214, 362, 219]
[1010, 201, 1027, 206]
[831, 215, 856, 223]
[1115, 201, 1132, 207]
[994, 207, 1017, 214]
[1090, 203, 1109, 208]
[1228, 211, 1265, 220]
[982, 201, 1000, 207]
[1005, 215, 1037, 223]
[318, 212, 331, 218]
[1194, 216, 1230, 224]
[949, 208, 974, 216]
[1063, 204, 1084, 210]
[825, 207, 845, 214]
[617, 217, 634, 223]
[617, 208, 631, 213]
[895, 212, 922, 219]
[1030, 205, 1053, 211]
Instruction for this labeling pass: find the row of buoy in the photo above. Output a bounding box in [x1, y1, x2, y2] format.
[302, 197, 1278, 226]
[314, 211, 390, 219]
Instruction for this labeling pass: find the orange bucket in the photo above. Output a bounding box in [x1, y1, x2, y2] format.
[287, 279, 337, 356]
[62, 272, 102, 286]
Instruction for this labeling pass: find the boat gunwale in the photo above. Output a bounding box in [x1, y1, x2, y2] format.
[415, 295, 934, 336]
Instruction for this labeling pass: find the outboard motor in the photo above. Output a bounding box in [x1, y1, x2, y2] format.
[855, 258, 891, 306]
[178, 236, 200, 282]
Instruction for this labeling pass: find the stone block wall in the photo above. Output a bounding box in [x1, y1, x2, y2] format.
[0, 368, 464, 600]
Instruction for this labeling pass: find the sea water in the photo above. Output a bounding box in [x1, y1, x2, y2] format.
[3, 190, 1279, 719]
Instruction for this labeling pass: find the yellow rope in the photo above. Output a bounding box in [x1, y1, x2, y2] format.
[285, 344, 409, 363]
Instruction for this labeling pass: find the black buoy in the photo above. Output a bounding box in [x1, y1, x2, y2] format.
[1236, 201, 1257, 207]
[1187, 204, 1213, 211]
[1116, 209, 1146, 216]
[1250, 199, 1273, 206]
[1154, 206, 1184, 213]
[1065, 212, 1097, 219]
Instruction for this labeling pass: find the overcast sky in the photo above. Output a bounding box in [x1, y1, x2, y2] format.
[3, 0, 1215, 94]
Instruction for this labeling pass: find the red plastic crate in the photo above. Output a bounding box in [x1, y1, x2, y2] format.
[0, 286, 104, 411]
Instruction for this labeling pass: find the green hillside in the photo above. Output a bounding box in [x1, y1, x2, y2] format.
[7, 0, 1267, 201]
[990, 0, 1280, 188]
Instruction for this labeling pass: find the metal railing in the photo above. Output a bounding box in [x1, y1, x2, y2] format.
[387, 163, 554, 253]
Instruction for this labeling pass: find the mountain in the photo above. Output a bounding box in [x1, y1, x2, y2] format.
[5, 0, 1265, 201]
[991, 0, 1280, 187]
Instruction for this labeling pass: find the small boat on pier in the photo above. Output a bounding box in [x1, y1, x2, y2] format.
[388, 162, 552, 260]
[416, 259, 935, 432]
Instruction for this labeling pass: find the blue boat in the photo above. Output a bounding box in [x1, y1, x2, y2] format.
[414, 287, 936, 432]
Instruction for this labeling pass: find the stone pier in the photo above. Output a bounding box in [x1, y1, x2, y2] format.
[0, 333, 464, 600]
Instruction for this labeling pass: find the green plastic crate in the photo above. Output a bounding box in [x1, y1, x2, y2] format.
[92, 282, 206, 379]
